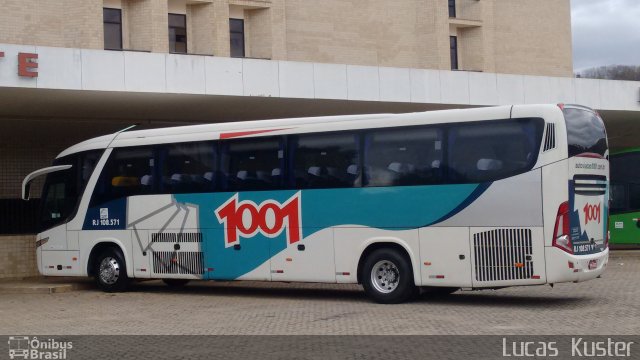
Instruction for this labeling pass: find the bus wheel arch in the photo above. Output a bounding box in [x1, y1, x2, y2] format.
[87, 242, 125, 276]
[357, 242, 418, 303]
[356, 241, 416, 284]
[88, 242, 131, 292]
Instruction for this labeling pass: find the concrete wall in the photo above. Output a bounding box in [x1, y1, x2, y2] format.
[0, 235, 38, 279]
[492, 0, 573, 77]
[1, 44, 637, 112]
[0, 0, 103, 50]
[0, 0, 573, 76]
[284, 0, 449, 70]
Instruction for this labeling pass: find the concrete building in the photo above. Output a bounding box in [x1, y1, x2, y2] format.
[1, 0, 573, 76]
[0, 0, 638, 279]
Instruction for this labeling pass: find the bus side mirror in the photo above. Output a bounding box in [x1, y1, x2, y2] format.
[21, 164, 73, 201]
[23, 182, 31, 201]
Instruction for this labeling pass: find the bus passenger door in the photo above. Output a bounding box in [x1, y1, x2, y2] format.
[419, 228, 472, 287]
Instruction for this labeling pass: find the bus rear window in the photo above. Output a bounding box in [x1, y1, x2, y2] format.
[563, 107, 607, 158]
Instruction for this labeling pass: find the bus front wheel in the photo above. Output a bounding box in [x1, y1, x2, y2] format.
[362, 248, 417, 304]
[94, 248, 130, 292]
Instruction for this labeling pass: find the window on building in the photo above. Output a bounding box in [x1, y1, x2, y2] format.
[450, 36, 458, 70]
[290, 132, 360, 189]
[103, 8, 123, 50]
[230, 19, 245, 58]
[448, 0, 456, 18]
[169, 13, 187, 53]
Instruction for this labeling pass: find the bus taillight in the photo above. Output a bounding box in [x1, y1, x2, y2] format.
[553, 201, 573, 254]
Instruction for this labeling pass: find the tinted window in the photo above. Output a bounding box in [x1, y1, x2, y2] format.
[79, 151, 103, 191]
[563, 108, 608, 158]
[610, 183, 627, 212]
[103, 8, 122, 50]
[91, 148, 155, 205]
[169, 14, 187, 53]
[448, 118, 543, 183]
[40, 150, 103, 230]
[450, 36, 458, 70]
[41, 167, 77, 231]
[220, 138, 283, 191]
[631, 184, 640, 212]
[291, 132, 360, 189]
[365, 127, 443, 187]
[160, 142, 216, 194]
[230, 18, 245, 58]
[610, 152, 640, 213]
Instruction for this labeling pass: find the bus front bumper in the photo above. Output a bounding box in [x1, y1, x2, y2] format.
[545, 246, 609, 284]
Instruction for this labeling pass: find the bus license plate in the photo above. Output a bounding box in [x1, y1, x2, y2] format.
[588, 260, 597, 270]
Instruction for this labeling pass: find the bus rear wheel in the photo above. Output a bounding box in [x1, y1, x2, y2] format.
[362, 248, 417, 304]
[163, 279, 191, 287]
[94, 248, 130, 292]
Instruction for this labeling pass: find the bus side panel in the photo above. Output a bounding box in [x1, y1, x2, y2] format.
[127, 195, 204, 280]
[470, 227, 546, 287]
[419, 227, 471, 287]
[270, 227, 336, 283]
[40, 250, 81, 276]
[434, 170, 543, 228]
[333, 227, 421, 285]
[610, 212, 640, 244]
[78, 230, 132, 277]
[131, 228, 151, 278]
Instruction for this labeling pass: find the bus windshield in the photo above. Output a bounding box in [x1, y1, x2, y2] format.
[563, 107, 608, 158]
[40, 150, 103, 231]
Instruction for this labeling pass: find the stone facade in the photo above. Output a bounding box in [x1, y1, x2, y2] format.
[0, 235, 38, 279]
[0, 0, 573, 76]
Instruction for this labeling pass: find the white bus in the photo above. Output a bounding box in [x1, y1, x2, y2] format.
[22, 104, 609, 303]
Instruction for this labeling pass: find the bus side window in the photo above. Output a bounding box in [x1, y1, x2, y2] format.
[610, 152, 640, 214]
[364, 127, 443, 187]
[160, 141, 216, 194]
[90, 147, 155, 205]
[291, 132, 360, 189]
[629, 184, 640, 212]
[447, 119, 543, 183]
[610, 183, 628, 212]
[220, 137, 284, 191]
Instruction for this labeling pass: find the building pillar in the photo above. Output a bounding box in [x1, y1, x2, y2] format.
[125, 0, 169, 53]
[212, 0, 231, 57]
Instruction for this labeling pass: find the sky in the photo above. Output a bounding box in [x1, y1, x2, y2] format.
[571, 0, 640, 72]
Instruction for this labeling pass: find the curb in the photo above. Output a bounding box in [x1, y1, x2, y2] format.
[609, 250, 640, 260]
[0, 281, 94, 295]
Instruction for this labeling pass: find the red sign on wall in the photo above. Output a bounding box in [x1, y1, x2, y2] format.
[0, 51, 39, 77]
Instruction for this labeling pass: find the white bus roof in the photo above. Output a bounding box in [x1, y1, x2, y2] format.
[56, 104, 559, 158]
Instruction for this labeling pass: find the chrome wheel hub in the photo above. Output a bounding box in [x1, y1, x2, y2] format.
[99, 257, 120, 285]
[371, 260, 400, 294]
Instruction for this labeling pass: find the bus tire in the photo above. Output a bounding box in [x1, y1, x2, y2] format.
[163, 279, 190, 287]
[362, 248, 417, 304]
[94, 247, 130, 292]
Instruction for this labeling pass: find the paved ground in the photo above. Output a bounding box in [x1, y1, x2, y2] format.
[1, 253, 639, 336]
